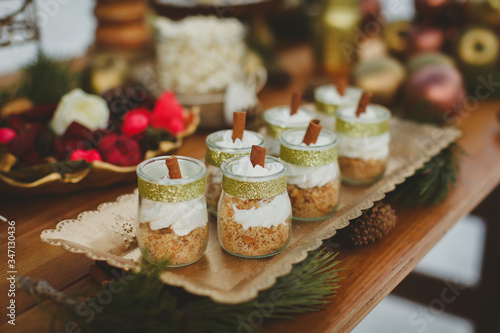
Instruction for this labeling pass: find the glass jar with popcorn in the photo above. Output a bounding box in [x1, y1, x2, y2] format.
[137, 156, 208, 266]
[314, 83, 362, 131]
[156, 16, 246, 95]
[336, 101, 391, 185]
[205, 129, 265, 215]
[218, 147, 292, 258]
[279, 124, 341, 221]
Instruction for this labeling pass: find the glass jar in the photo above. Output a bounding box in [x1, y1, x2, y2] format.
[218, 155, 291, 258]
[136, 156, 208, 266]
[314, 84, 362, 131]
[156, 16, 246, 95]
[205, 129, 265, 215]
[280, 129, 341, 221]
[263, 106, 316, 156]
[314, 0, 361, 77]
[336, 104, 391, 185]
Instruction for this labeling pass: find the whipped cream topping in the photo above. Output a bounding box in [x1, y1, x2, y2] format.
[264, 135, 281, 157]
[140, 196, 208, 236]
[285, 131, 332, 147]
[338, 132, 390, 160]
[287, 162, 338, 188]
[339, 105, 381, 120]
[214, 130, 262, 149]
[231, 155, 284, 177]
[320, 87, 358, 105]
[232, 192, 291, 229]
[265, 107, 313, 127]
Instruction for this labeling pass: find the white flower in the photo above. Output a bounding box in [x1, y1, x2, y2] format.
[51, 89, 110, 136]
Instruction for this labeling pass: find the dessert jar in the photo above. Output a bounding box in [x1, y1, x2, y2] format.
[263, 106, 315, 156]
[205, 130, 265, 215]
[336, 104, 391, 185]
[217, 155, 292, 258]
[314, 84, 362, 131]
[136, 156, 209, 266]
[279, 129, 341, 220]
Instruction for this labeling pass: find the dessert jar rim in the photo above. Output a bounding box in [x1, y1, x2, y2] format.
[220, 155, 287, 182]
[137, 156, 206, 185]
[336, 103, 391, 123]
[205, 129, 266, 153]
[279, 129, 338, 152]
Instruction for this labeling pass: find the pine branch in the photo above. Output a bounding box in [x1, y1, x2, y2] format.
[388, 142, 464, 208]
[19, 250, 342, 333]
[14, 51, 78, 105]
[186, 250, 342, 333]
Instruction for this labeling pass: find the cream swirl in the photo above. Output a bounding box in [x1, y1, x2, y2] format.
[214, 130, 262, 149]
[232, 192, 291, 229]
[320, 88, 357, 105]
[338, 132, 390, 160]
[140, 196, 208, 236]
[231, 155, 284, 177]
[285, 131, 332, 146]
[265, 107, 313, 126]
[287, 162, 338, 188]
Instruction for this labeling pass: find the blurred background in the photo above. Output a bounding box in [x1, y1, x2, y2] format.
[0, 0, 497, 332]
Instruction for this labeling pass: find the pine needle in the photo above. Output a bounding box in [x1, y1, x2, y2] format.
[186, 250, 342, 333]
[388, 142, 464, 208]
[19, 250, 342, 333]
[13, 51, 78, 105]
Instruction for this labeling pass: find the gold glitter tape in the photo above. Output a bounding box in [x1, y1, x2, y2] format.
[315, 100, 339, 115]
[336, 118, 389, 138]
[138, 176, 205, 202]
[265, 122, 290, 139]
[280, 146, 337, 166]
[222, 174, 287, 199]
[205, 148, 249, 168]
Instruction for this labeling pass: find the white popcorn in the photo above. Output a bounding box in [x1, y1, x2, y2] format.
[156, 16, 246, 94]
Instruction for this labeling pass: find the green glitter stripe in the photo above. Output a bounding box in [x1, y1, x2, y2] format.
[336, 118, 389, 138]
[205, 148, 249, 168]
[138, 176, 205, 202]
[222, 174, 287, 199]
[315, 100, 339, 115]
[280, 146, 337, 166]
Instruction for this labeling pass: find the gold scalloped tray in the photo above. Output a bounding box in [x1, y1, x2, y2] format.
[40, 117, 461, 304]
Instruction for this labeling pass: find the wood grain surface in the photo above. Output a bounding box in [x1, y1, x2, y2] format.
[1, 45, 500, 332]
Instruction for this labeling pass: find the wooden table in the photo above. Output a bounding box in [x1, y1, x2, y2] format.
[1, 45, 500, 332]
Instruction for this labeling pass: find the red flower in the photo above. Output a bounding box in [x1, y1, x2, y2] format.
[150, 91, 185, 135]
[6, 129, 44, 166]
[53, 122, 96, 161]
[122, 108, 151, 137]
[97, 133, 142, 166]
[0, 128, 16, 144]
[70, 149, 102, 163]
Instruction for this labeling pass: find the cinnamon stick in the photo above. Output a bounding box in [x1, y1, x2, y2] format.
[355, 92, 372, 117]
[302, 119, 322, 145]
[166, 155, 182, 179]
[337, 78, 347, 96]
[290, 92, 301, 115]
[250, 145, 266, 168]
[232, 111, 246, 142]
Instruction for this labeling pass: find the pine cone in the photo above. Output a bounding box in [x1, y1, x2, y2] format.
[347, 201, 397, 246]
